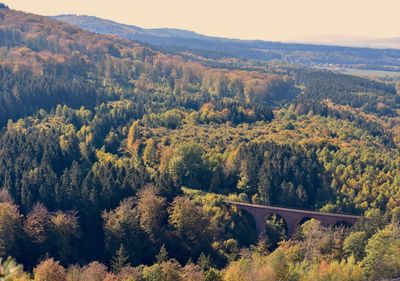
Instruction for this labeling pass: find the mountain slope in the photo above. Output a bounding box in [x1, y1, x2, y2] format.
[1, 7, 295, 128]
[53, 14, 207, 39]
[1, 5, 400, 278]
[53, 14, 400, 72]
[0, 5, 298, 263]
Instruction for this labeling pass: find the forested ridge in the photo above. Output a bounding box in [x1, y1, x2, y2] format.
[1, 5, 400, 281]
[54, 14, 400, 72]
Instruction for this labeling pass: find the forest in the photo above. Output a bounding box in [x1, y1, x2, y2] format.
[55, 14, 400, 72]
[0, 4, 400, 281]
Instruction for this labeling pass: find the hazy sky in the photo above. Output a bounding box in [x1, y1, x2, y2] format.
[3, 0, 400, 41]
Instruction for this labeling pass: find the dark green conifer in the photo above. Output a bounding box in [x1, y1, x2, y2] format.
[111, 244, 129, 273]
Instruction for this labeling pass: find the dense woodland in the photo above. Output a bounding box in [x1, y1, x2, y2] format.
[55, 14, 400, 72]
[1, 4, 400, 281]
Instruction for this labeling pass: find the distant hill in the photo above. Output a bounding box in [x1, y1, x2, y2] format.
[290, 34, 400, 49]
[53, 14, 207, 40]
[53, 14, 400, 72]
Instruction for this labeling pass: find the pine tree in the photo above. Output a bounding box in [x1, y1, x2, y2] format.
[197, 253, 211, 272]
[186, 257, 193, 265]
[156, 244, 168, 263]
[111, 244, 129, 273]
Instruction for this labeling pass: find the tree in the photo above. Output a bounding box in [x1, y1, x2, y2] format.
[343, 231, 368, 261]
[299, 219, 332, 262]
[0, 189, 13, 203]
[222, 254, 276, 281]
[137, 185, 166, 241]
[181, 263, 203, 281]
[168, 143, 208, 189]
[161, 110, 183, 129]
[142, 264, 164, 281]
[156, 244, 169, 263]
[102, 198, 152, 265]
[34, 258, 67, 281]
[111, 244, 129, 274]
[0, 257, 25, 281]
[0, 202, 23, 259]
[301, 258, 365, 281]
[80, 262, 108, 281]
[142, 261, 183, 281]
[203, 268, 221, 281]
[65, 265, 82, 281]
[159, 260, 183, 281]
[127, 121, 141, 154]
[143, 138, 157, 166]
[197, 253, 211, 272]
[169, 197, 213, 255]
[362, 227, 400, 280]
[24, 203, 52, 264]
[50, 211, 81, 264]
[391, 206, 400, 225]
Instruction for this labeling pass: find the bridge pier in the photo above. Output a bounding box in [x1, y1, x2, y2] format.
[284, 214, 305, 238]
[252, 210, 274, 236]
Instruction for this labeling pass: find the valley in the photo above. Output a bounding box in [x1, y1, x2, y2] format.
[0, 3, 399, 281]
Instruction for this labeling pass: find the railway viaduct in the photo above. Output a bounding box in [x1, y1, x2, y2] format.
[226, 201, 362, 237]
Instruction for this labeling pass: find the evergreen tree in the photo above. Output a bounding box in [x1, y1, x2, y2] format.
[156, 244, 168, 264]
[111, 244, 129, 274]
[197, 253, 211, 272]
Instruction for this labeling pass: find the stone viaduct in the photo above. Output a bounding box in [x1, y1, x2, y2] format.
[226, 201, 362, 237]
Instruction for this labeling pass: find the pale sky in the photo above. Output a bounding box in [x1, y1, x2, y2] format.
[2, 0, 400, 41]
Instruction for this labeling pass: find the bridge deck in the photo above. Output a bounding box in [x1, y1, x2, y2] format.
[225, 201, 362, 219]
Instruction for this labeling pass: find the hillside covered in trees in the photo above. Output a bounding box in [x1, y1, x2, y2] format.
[0, 4, 400, 281]
[54, 14, 400, 72]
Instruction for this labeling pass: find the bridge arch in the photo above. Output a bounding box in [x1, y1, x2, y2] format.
[297, 216, 318, 226]
[265, 213, 289, 240]
[237, 208, 259, 236]
[292, 216, 332, 237]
